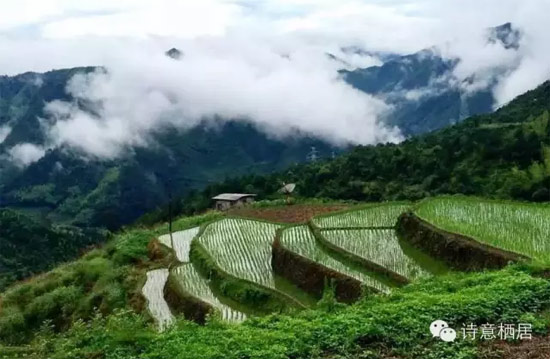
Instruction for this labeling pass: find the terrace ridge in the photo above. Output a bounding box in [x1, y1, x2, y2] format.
[272, 226, 370, 303]
[396, 212, 528, 270]
[309, 222, 410, 285]
[191, 220, 307, 311]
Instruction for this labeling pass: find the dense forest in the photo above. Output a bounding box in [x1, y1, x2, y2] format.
[0, 209, 107, 290]
[161, 81, 550, 221]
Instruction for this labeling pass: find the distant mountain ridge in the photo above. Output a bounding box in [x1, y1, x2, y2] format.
[338, 23, 521, 135]
[177, 80, 550, 217]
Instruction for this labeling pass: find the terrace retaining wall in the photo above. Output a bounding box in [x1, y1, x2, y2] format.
[190, 238, 305, 313]
[272, 230, 367, 303]
[163, 273, 212, 324]
[396, 212, 527, 271]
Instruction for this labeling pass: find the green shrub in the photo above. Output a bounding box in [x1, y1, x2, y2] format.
[36, 267, 550, 359]
[112, 230, 153, 265]
[0, 307, 26, 343]
[74, 257, 114, 285]
[24, 286, 82, 328]
[1, 283, 36, 309]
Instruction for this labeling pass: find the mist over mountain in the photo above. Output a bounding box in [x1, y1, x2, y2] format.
[339, 23, 522, 135]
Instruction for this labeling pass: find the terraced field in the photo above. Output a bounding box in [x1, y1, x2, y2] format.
[321, 229, 430, 280]
[142, 196, 548, 330]
[314, 203, 410, 228]
[158, 227, 200, 262]
[171, 264, 247, 322]
[142, 269, 174, 330]
[280, 226, 391, 293]
[415, 197, 550, 262]
[197, 218, 281, 289]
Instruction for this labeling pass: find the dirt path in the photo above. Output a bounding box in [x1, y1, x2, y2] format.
[228, 204, 350, 224]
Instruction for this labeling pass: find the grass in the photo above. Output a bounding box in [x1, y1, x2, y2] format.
[0, 211, 219, 344]
[29, 265, 550, 359]
[3, 200, 550, 358]
[321, 229, 430, 280]
[152, 211, 223, 236]
[280, 226, 391, 293]
[171, 264, 247, 323]
[313, 202, 411, 228]
[196, 218, 281, 289]
[0, 230, 147, 345]
[415, 196, 550, 263]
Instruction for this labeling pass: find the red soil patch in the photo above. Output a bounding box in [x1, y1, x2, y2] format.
[228, 204, 349, 224]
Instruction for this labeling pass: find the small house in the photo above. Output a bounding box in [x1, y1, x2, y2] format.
[212, 193, 256, 211]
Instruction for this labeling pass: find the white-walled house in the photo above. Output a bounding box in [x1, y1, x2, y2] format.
[212, 193, 256, 211]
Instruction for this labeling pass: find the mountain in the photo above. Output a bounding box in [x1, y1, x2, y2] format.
[165, 48, 183, 60]
[177, 80, 550, 215]
[339, 23, 521, 135]
[0, 67, 338, 230]
[489, 22, 521, 50]
[0, 23, 522, 230]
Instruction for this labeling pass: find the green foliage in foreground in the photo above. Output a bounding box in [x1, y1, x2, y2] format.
[416, 196, 550, 263]
[0, 213, 216, 345]
[22, 266, 550, 359]
[0, 229, 151, 345]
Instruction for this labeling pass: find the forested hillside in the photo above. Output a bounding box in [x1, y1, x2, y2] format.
[178, 81, 550, 216]
[0, 209, 107, 290]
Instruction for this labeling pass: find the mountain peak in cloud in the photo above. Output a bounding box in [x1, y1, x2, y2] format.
[165, 48, 183, 60]
[488, 22, 521, 50]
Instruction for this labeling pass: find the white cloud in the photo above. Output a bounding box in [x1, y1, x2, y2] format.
[40, 1, 243, 39]
[8, 143, 46, 167]
[0, 0, 549, 159]
[0, 125, 11, 143]
[44, 41, 400, 158]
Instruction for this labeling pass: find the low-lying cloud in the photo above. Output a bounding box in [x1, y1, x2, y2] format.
[8, 143, 46, 168]
[44, 41, 401, 159]
[0, 125, 11, 144]
[2, 0, 550, 163]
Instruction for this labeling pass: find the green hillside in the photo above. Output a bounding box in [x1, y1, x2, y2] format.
[0, 209, 107, 291]
[0, 79, 549, 359]
[0, 200, 549, 359]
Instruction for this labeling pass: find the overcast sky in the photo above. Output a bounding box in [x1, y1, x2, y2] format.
[1, 0, 549, 162]
[0, 0, 537, 74]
